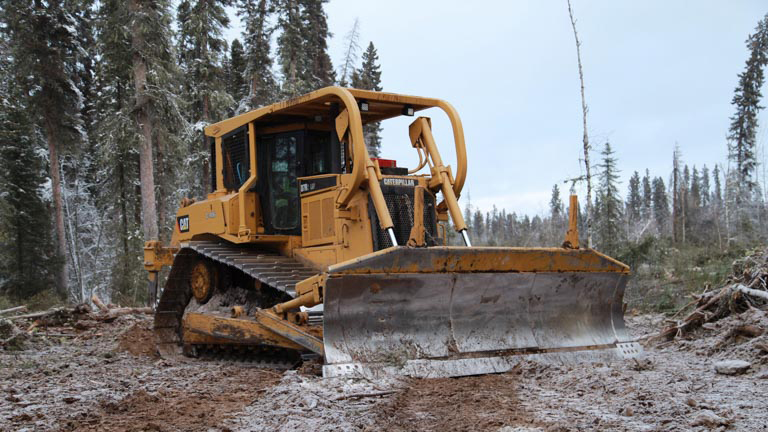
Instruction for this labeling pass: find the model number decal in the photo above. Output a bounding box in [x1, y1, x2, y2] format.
[382, 178, 416, 187]
[178, 215, 190, 233]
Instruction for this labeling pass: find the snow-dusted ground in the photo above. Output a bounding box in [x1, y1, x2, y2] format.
[1, 313, 767, 431]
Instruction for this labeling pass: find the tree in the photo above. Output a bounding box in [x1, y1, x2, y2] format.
[227, 38, 247, 104]
[728, 14, 768, 197]
[701, 164, 711, 208]
[713, 164, 723, 205]
[351, 42, 383, 156]
[276, 0, 304, 97]
[0, 42, 58, 300]
[567, 0, 593, 248]
[550, 184, 564, 220]
[688, 165, 703, 243]
[239, 0, 278, 110]
[652, 177, 670, 235]
[626, 171, 642, 224]
[549, 184, 564, 243]
[2, 0, 85, 297]
[129, 0, 186, 256]
[338, 18, 361, 87]
[94, 0, 147, 302]
[300, 0, 334, 89]
[594, 142, 623, 255]
[672, 145, 683, 243]
[641, 169, 652, 220]
[177, 0, 233, 195]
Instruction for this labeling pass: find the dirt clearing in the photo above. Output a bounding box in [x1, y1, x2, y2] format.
[2, 312, 768, 431]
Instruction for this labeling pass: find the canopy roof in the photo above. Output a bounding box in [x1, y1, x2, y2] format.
[205, 87, 443, 138]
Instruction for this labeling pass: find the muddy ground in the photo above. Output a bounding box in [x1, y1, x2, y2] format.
[1, 313, 767, 431]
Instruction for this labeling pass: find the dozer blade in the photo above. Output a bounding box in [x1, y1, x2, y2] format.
[322, 247, 642, 378]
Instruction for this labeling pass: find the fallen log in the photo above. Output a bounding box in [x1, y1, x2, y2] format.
[91, 295, 110, 313]
[0, 306, 27, 316]
[7, 308, 65, 321]
[94, 307, 153, 322]
[733, 284, 768, 301]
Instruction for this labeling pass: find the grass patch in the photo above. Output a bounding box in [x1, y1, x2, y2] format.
[625, 243, 741, 313]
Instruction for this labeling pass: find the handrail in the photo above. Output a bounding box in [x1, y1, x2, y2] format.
[205, 86, 466, 247]
[434, 99, 467, 197]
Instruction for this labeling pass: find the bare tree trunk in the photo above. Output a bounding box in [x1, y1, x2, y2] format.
[673, 147, 680, 243]
[44, 120, 68, 298]
[202, 95, 210, 195]
[724, 164, 732, 248]
[340, 18, 360, 86]
[130, 0, 159, 242]
[567, 0, 592, 248]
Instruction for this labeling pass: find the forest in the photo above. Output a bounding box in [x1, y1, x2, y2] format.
[0, 0, 767, 312]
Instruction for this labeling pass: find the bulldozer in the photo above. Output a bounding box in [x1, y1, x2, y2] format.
[144, 86, 641, 378]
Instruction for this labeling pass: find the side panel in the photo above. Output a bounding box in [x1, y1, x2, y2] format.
[300, 179, 338, 247]
[174, 199, 228, 241]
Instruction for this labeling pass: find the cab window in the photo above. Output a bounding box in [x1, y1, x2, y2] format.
[267, 135, 299, 230]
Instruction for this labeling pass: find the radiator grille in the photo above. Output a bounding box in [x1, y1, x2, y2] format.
[369, 183, 438, 251]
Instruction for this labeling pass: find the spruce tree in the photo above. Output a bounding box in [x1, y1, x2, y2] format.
[276, 0, 305, 97]
[701, 165, 711, 207]
[128, 0, 185, 246]
[626, 171, 642, 224]
[2, 0, 85, 298]
[549, 184, 564, 244]
[672, 146, 683, 243]
[94, 0, 146, 302]
[352, 42, 384, 156]
[0, 42, 58, 300]
[728, 14, 768, 197]
[713, 165, 723, 205]
[239, 0, 278, 110]
[177, 0, 233, 195]
[688, 166, 702, 243]
[594, 142, 623, 255]
[691, 166, 702, 208]
[549, 184, 564, 220]
[300, 0, 334, 89]
[228, 39, 247, 104]
[652, 177, 670, 235]
[641, 169, 652, 220]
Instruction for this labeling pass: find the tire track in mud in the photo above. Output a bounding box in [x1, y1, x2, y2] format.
[372, 372, 557, 432]
[59, 367, 282, 432]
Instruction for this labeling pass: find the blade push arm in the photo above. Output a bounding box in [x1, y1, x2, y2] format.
[409, 117, 472, 246]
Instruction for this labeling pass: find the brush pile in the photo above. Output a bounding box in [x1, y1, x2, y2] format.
[659, 248, 768, 362]
[0, 296, 151, 351]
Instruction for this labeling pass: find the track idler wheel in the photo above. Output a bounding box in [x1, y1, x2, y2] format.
[190, 259, 218, 304]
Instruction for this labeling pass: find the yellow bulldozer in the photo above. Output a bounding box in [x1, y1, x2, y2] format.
[143, 87, 641, 378]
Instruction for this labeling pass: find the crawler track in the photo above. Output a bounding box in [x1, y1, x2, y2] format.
[154, 241, 320, 364]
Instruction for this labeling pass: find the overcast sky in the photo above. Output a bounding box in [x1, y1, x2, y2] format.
[226, 1, 768, 215]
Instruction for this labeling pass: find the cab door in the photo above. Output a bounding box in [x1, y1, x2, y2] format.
[259, 132, 302, 235]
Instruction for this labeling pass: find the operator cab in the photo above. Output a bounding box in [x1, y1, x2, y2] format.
[210, 88, 459, 246]
[258, 130, 335, 235]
